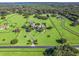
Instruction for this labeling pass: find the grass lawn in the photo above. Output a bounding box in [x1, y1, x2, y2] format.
[64, 17, 79, 33]
[0, 13, 79, 46]
[0, 13, 61, 46]
[0, 13, 79, 56]
[0, 48, 45, 56]
[50, 16, 79, 45]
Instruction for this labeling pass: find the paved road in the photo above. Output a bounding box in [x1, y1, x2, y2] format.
[0, 46, 54, 48]
[0, 46, 78, 49]
[73, 46, 79, 48]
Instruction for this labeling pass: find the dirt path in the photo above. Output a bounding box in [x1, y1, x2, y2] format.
[60, 18, 79, 37]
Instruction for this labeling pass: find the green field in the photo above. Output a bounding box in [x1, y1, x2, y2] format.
[0, 48, 45, 56]
[0, 13, 79, 55]
[0, 13, 60, 46]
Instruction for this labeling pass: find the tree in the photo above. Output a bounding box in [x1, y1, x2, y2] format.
[0, 11, 8, 16]
[1, 16, 6, 19]
[47, 14, 49, 18]
[43, 48, 53, 56]
[25, 28, 31, 32]
[23, 13, 30, 18]
[60, 38, 67, 44]
[16, 10, 23, 15]
[21, 24, 27, 29]
[43, 44, 79, 56]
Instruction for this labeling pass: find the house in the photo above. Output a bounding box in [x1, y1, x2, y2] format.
[12, 28, 20, 33]
[56, 15, 62, 19]
[0, 23, 9, 30]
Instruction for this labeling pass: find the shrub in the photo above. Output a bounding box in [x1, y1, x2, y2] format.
[47, 14, 49, 17]
[27, 42, 30, 44]
[21, 24, 27, 29]
[47, 35, 50, 38]
[10, 39, 18, 44]
[34, 40, 37, 42]
[34, 14, 48, 20]
[35, 23, 40, 25]
[23, 14, 29, 18]
[24, 35, 27, 38]
[42, 23, 46, 26]
[27, 40, 31, 42]
[34, 40, 38, 44]
[51, 14, 56, 17]
[34, 42, 38, 44]
[46, 26, 52, 29]
[56, 38, 67, 44]
[2, 39, 6, 41]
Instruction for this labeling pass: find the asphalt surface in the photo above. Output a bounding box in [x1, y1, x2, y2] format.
[0, 46, 78, 48]
[0, 46, 54, 48]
